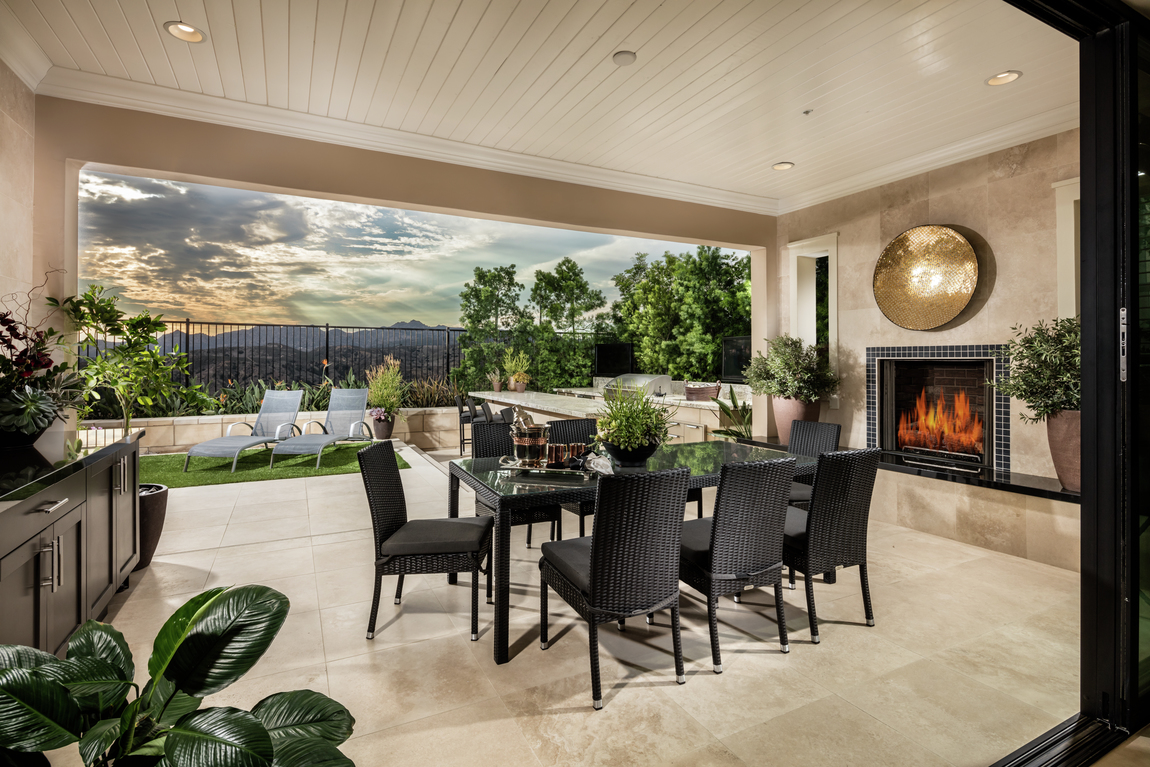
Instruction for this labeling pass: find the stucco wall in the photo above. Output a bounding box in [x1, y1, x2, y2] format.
[0, 58, 35, 297]
[775, 129, 1080, 478]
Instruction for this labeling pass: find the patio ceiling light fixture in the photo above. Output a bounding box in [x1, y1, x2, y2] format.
[164, 21, 205, 43]
[772, 162, 795, 171]
[613, 50, 637, 66]
[986, 70, 1022, 86]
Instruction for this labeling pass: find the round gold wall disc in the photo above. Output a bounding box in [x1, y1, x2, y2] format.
[873, 225, 978, 330]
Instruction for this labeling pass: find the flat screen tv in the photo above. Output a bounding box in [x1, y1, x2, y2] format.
[594, 343, 633, 379]
[721, 336, 752, 383]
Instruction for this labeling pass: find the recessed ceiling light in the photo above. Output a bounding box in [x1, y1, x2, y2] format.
[986, 70, 1022, 86]
[612, 50, 637, 67]
[164, 21, 205, 43]
[772, 162, 795, 171]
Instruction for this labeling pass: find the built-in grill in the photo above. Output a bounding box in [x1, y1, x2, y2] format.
[603, 373, 673, 401]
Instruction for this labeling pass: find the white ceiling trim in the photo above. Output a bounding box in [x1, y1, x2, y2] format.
[35, 67, 783, 217]
[0, 4, 51, 91]
[775, 104, 1080, 214]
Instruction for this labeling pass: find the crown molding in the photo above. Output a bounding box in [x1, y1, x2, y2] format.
[35, 68, 782, 216]
[774, 104, 1079, 214]
[0, 3, 51, 91]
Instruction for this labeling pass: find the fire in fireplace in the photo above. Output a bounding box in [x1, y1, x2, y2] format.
[881, 358, 994, 468]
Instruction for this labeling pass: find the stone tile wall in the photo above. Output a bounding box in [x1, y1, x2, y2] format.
[777, 129, 1080, 478]
[0, 58, 35, 298]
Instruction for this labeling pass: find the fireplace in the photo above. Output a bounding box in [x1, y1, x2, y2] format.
[866, 345, 1010, 475]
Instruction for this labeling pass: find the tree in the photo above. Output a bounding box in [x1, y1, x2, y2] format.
[456, 265, 526, 391]
[530, 257, 606, 334]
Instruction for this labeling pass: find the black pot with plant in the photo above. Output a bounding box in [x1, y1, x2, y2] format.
[366, 356, 407, 440]
[0, 584, 357, 766]
[135, 483, 169, 571]
[593, 391, 673, 467]
[743, 334, 841, 446]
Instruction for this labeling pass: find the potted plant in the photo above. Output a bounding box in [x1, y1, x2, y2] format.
[991, 317, 1081, 491]
[0, 279, 85, 449]
[711, 389, 753, 441]
[0, 584, 356, 765]
[744, 334, 841, 446]
[487, 369, 503, 393]
[593, 390, 673, 467]
[502, 349, 531, 393]
[366, 356, 407, 440]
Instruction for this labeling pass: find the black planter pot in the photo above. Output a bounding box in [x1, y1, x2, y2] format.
[0, 426, 50, 450]
[601, 441, 660, 468]
[135, 483, 169, 571]
[372, 417, 395, 440]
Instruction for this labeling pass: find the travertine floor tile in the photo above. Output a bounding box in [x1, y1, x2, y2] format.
[207, 546, 316, 586]
[163, 508, 233, 530]
[221, 516, 312, 547]
[118, 549, 215, 600]
[205, 662, 330, 711]
[660, 741, 747, 767]
[320, 591, 457, 662]
[228, 498, 310, 524]
[247, 609, 326, 680]
[317, 566, 432, 610]
[153, 524, 227, 555]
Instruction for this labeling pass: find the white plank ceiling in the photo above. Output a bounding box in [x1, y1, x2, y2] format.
[0, 0, 1078, 213]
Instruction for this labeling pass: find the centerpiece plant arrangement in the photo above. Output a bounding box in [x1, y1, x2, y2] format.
[990, 316, 1081, 491]
[502, 349, 531, 393]
[486, 369, 503, 393]
[366, 356, 407, 440]
[0, 584, 356, 766]
[743, 334, 840, 446]
[0, 277, 85, 449]
[593, 390, 674, 467]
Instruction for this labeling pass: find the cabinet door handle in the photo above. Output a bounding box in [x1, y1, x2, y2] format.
[121, 457, 128, 495]
[38, 543, 54, 588]
[684, 424, 701, 429]
[54, 536, 61, 593]
[37, 498, 69, 514]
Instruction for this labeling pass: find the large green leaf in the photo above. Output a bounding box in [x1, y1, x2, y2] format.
[0, 647, 57, 672]
[164, 708, 272, 767]
[126, 736, 166, 756]
[164, 587, 289, 698]
[34, 657, 131, 715]
[0, 668, 81, 751]
[251, 690, 354, 746]
[271, 737, 354, 767]
[68, 621, 134, 682]
[0, 747, 51, 766]
[147, 588, 228, 686]
[78, 718, 123, 765]
[142, 677, 201, 728]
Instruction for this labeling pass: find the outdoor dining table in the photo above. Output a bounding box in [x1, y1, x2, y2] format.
[447, 440, 819, 664]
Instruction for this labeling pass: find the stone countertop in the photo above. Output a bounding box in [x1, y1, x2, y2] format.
[470, 390, 604, 419]
[552, 387, 722, 412]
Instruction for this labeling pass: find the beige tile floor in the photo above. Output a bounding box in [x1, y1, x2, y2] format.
[46, 443, 1081, 767]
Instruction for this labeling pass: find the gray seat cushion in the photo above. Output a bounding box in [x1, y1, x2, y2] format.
[540, 535, 593, 596]
[784, 506, 808, 546]
[187, 435, 274, 457]
[679, 517, 713, 571]
[789, 482, 812, 503]
[272, 433, 345, 455]
[379, 517, 492, 557]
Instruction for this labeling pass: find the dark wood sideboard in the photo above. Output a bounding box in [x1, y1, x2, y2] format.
[0, 431, 141, 656]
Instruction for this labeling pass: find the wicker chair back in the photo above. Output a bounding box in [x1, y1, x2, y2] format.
[471, 421, 514, 459]
[465, 397, 482, 421]
[454, 395, 469, 422]
[250, 389, 304, 438]
[788, 421, 841, 458]
[546, 418, 597, 445]
[588, 468, 690, 615]
[325, 388, 369, 437]
[709, 458, 795, 578]
[805, 448, 881, 571]
[357, 441, 409, 554]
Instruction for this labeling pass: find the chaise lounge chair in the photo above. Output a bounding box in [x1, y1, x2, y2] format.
[183, 389, 304, 473]
[271, 388, 372, 468]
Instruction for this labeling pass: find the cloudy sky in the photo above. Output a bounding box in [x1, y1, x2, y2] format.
[78, 171, 738, 328]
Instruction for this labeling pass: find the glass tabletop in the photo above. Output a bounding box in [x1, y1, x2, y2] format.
[452, 440, 817, 499]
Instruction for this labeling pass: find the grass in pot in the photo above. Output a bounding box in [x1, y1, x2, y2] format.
[593, 391, 673, 467]
[991, 317, 1081, 491]
[744, 334, 840, 446]
[366, 356, 407, 440]
[487, 369, 503, 393]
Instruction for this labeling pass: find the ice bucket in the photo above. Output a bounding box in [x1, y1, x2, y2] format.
[510, 424, 549, 467]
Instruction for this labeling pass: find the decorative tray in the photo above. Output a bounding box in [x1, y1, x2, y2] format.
[498, 456, 595, 480]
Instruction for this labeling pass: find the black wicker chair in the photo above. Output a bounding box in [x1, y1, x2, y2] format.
[546, 418, 598, 536]
[677, 458, 796, 672]
[783, 448, 881, 644]
[539, 468, 691, 709]
[787, 420, 842, 507]
[471, 421, 563, 548]
[358, 441, 492, 642]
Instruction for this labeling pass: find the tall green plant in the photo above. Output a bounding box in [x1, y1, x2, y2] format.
[366, 356, 407, 417]
[744, 335, 840, 404]
[0, 585, 355, 766]
[991, 317, 1081, 422]
[710, 389, 753, 440]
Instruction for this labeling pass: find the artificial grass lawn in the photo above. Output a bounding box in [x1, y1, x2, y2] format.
[140, 443, 410, 489]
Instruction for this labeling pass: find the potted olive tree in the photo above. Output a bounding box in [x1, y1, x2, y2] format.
[593, 391, 673, 467]
[991, 317, 1081, 491]
[744, 335, 841, 446]
[366, 356, 407, 440]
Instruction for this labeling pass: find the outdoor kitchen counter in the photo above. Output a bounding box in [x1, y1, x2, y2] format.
[551, 387, 722, 411]
[470, 390, 603, 420]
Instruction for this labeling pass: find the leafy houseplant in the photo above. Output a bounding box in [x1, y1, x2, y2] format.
[991, 317, 1082, 491]
[594, 391, 673, 467]
[0, 584, 356, 766]
[503, 349, 531, 392]
[710, 389, 753, 441]
[744, 335, 840, 445]
[366, 357, 407, 440]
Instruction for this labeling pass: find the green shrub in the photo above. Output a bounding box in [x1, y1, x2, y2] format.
[366, 356, 407, 416]
[744, 335, 840, 404]
[593, 391, 673, 450]
[991, 317, 1081, 422]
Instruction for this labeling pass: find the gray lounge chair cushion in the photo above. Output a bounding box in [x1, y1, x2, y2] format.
[679, 517, 713, 571]
[272, 433, 347, 455]
[187, 435, 276, 457]
[272, 389, 369, 457]
[378, 517, 493, 557]
[540, 536, 593, 596]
